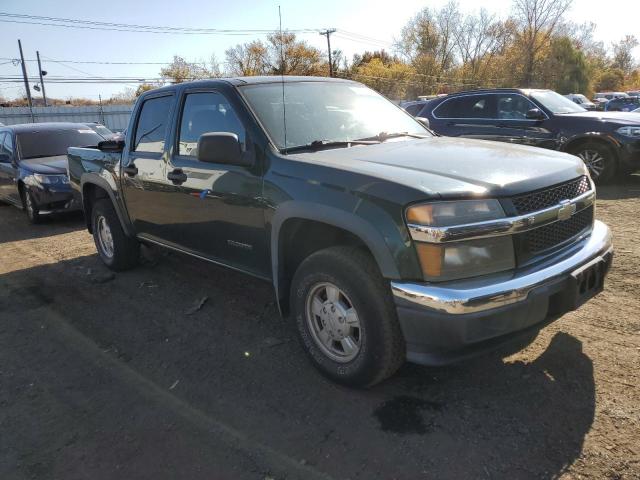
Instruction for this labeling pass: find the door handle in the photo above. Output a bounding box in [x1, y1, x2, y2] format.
[123, 164, 138, 177]
[167, 169, 188, 185]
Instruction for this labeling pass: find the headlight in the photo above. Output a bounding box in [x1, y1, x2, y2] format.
[406, 200, 516, 281]
[33, 173, 69, 185]
[616, 126, 640, 137]
[406, 199, 506, 227]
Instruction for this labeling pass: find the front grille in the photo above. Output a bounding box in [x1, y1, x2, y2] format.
[516, 206, 594, 262]
[512, 176, 590, 215]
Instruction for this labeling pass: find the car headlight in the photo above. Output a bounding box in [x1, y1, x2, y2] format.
[406, 200, 516, 281]
[33, 173, 69, 185]
[616, 126, 640, 137]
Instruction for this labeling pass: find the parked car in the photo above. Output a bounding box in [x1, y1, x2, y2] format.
[604, 96, 640, 112]
[417, 88, 640, 182]
[565, 93, 596, 110]
[626, 91, 640, 97]
[594, 92, 628, 101]
[85, 122, 117, 139]
[0, 122, 103, 223]
[400, 99, 432, 116]
[68, 77, 612, 387]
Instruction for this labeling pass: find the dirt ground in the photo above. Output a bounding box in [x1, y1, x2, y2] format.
[0, 177, 638, 480]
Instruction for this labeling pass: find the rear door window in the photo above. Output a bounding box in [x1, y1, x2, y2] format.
[434, 95, 494, 119]
[133, 95, 173, 153]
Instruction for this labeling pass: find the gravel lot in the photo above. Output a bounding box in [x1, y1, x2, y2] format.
[1, 177, 638, 480]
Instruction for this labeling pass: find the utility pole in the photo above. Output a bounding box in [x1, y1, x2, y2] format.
[319, 29, 336, 77]
[36, 51, 47, 107]
[18, 39, 35, 122]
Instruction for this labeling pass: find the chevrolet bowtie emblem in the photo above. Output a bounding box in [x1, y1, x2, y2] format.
[557, 199, 576, 221]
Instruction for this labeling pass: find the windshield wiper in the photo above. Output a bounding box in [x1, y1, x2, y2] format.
[355, 131, 429, 142]
[282, 139, 379, 154]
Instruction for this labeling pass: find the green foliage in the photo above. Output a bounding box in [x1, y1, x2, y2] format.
[540, 36, 590, 94]
[595, 69, 625, 92]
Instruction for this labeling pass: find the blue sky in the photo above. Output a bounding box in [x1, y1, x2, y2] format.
[0, 0, 638, 100]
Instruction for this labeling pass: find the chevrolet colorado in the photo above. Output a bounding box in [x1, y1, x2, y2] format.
[68, 77, 613, 387]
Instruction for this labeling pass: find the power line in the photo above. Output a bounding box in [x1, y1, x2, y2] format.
[0, 12, 322, 35]
[0, 57, 174, 65]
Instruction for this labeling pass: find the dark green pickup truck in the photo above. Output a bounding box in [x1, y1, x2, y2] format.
[68, 76, 613, 387]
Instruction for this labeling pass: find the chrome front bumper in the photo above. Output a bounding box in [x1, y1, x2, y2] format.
[391, 220, 612, 315]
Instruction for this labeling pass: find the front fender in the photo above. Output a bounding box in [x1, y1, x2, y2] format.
[561, 132, 622, 153]
[270, 200, 418, 308]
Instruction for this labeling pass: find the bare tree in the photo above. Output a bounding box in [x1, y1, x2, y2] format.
[455, 9, 514, 83]
[512, 0, 573, 86]
[612, 35, 639, 74]
[396, 1, 461, 71]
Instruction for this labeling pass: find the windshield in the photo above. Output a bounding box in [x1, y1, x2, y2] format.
[239, 81, 430, 150]
[530, 90, 586, 114]
[18, 128, 103, 159]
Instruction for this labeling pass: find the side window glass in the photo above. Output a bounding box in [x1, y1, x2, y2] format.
[434, 95, 491, 119]
[497, 94, 537, 120]
[178, 92, 246, 157]
[4, 132, 13, 156]
[133, 95, 173, 153]
[0, 133, 6, 160]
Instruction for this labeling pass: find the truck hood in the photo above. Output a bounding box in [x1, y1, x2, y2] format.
[20, 155, 68, 174]
[289, 137, 587, 198]
[560, 111, 640, 125]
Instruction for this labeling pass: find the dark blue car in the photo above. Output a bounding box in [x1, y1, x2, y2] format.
[604, 96, 640, 112]
[418, 88, 640, 182]
[0, 122, 103, 223]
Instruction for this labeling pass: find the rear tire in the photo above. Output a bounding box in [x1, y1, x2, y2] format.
[91, 199, 139, 271]
[571, 141, 617, 183]
[290, 246, 405, 388]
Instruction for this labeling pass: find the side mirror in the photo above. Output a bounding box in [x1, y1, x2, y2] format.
[0, 153, 10, 163]
[415, 116, 430, 129]
[525, 108, 545, 120]
[197, 132, 250, 166]
[98, 139, 125, 152]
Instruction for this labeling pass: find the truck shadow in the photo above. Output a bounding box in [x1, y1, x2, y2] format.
[597, 173, 640, 200]
[0, 252, 595, 480]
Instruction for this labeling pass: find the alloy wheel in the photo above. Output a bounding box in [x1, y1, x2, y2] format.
[578, 149, 606, 179]
[96, 215, 115, 259]
[305, 282, 362, 363]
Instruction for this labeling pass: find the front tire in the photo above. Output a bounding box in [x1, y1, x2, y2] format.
[91, 199, 139, 271]
[572, 141, 617, 183]
[22, 188, 41, 224]
[290, 246, 405, 388]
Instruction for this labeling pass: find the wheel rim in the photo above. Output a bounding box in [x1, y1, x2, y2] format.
[577, 149, 606, 179]
[96, 215, 115, 259]
[305, 282, 362, 363]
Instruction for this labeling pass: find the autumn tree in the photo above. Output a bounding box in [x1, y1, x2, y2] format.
[160, 55, 212, 83]
[225, 40, 269, 76]
[135, 83, 156, 97]
[225, 32, 326, 77]
[352, 58, 417, 99]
